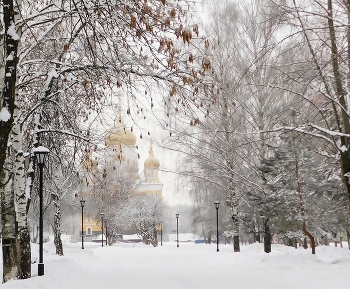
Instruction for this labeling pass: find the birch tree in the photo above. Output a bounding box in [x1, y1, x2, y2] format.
[164, 0, 294, 253]
[1, 0, 207, 282]
[268, 0, 350, 221]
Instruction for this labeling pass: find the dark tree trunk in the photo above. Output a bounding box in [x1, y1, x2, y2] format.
[256, 231, 260, 243]
[1, 168, 17, 283]
[303, 237, 308, 249]
[327, 1, 350, 214]
[263, 218, 271, 253]
[232, 214, 240, 252]
[1, 0, 23, 283]
[0, 0, 19, 173]
[302, 221, 315, 254]
[253, 211, 260, 243]
[233, 235, 240, 252]
[153, 223, 158, 247]
[54, 232, 63, 256]
[138, 222, 158, 247]
[17, 227, 31, 279]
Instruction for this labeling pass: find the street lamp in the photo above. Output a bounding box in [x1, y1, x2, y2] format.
[175, 213, 179, 248]
[160, 221, 163, 246]
[80, 198, 85, 249]
[33, 146, 50, 276]
[105, 218, 108, 246]
[214, 201, 220, 252]
[100, 212, 104, 247]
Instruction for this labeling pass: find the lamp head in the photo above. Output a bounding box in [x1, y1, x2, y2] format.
[175, 213, 179, 218]
[100, 212, 104, 218]
[80, 199, 85, 207]
[214, 201, 220, 209]
[33, 146, 50, 165]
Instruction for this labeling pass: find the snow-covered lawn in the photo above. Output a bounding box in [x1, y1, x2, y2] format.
[1, 240, 350, 289]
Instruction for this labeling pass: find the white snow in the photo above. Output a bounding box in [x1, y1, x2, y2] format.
[0, 107, 11, 121]
[1, 238, 350, 289]
[47, 69, 59, 79]
[32, 146, 50, 153]
[7, 21, 19, 41]
[6, 52, 14, 61]
[340, 145, 348, 152]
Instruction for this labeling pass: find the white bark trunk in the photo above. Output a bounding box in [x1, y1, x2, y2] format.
[1, 153, 17, 283]
[13, 123, 25, 226]
[228, 175, 240, 252]
[53, 193, 64, 256]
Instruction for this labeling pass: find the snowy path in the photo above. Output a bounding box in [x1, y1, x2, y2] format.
[1, 241, 350, 289]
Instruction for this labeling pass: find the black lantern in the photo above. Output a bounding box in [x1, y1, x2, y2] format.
[105, 218, 108, 246]
[80, 199, 86, 249]
[33, 146, 50, 276]
[160, 221, 163, 246]
[175, 213, 179, 248]
[100, 212, 104, 247]
[214, 201, 220, 252]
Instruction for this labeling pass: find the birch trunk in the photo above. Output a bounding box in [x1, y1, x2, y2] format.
[1, 1, 21, 279]
[0, 0, 20, 172]
[224, 98, 240, 252]
[1, 154, 17, 283]
[9, 0, 29, 276]
[253, 209, 260, 243]
[229, 186, 240, 252]
[52, 193, 64, 256]
[12, 122, 31, 278]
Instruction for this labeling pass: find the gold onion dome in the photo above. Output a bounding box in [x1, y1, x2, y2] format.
[105, 128, 137, 147]
[144, 147, 160, 169]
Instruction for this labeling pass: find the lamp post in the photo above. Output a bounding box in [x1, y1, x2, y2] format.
[33, 146, 50, 276]
[100, 212, 104, 247]
[105, 218, 108, 246]
[214, 201, 220, 252]
[160, 221, 163, 246]
[80, 199, 85, 249]
[175, 213, 179, 248]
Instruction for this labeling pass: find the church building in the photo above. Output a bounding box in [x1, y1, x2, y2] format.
[78, 92, 163, 241]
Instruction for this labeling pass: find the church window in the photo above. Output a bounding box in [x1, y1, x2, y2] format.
[86, 227, 92, 235]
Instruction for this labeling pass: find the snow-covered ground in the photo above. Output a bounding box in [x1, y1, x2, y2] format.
[1, 238, 350, 289]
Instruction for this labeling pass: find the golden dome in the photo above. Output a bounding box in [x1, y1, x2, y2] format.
[144, 147, 160, 169]
[105, 128, 137, 147]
